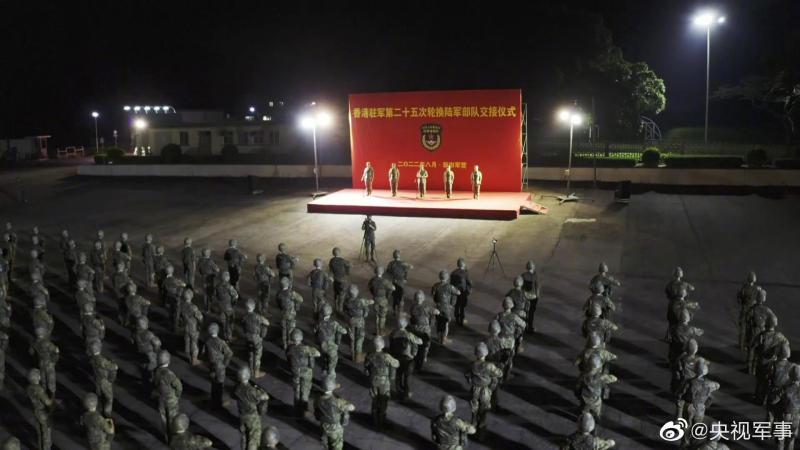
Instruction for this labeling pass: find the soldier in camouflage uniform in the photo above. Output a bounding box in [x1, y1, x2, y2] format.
[260, 426, 287, 450]
[30, 326, 59, 398]
[29, 249, 45, 280]
[181, 237, 197, 288]
[485, 320, 515, 382]
[560, 412, 616, 450]
[584, 281, 615, 320]
[163, 265, 187, 333]
[112, 240, 131, 275]
[119, 232, 132, 260]
[0, 328, 7, 390]
[88, 340, 118, 416]
[27, 368, 54, 450]
[745, 288, 777, 371]
[736, 271, 759, 351]
[431, 394, 476, 450]
[32, 294, 54, 338]
[215, 271, 239, 341]
[751, 315, 789, 401]
[665, 267, 695, 301]
[329, 247, 352, 313]
[410, 290, 439, 372]
[275, 243, 298, 285]
[254, 254, 276, 316]
[153, 350, 182, 442]
[389, 316, 422, 400]
[204, 322, 233, 408]
[142, 233, 156, 288]
[466, 342, 503, 438]
[276, 276, 303, 350]
[576, 332, 617, 400]
[1, 436, 20, 450]
[506, 276, 529, 334]
[111, 261, 131, 324]
[432, 270, 460, 345]
[180, 289, 204, 365]
[344, 284, 374, 363]
[365, 335, 399, 429]
[450, 258, 472, 327]
[766, 344, 792, 422]
[75, 278, 95, 315]
[590, 262, 621, 300]
[287, 328, 320, 416]
[235, 366, 270, 450]
[369, 266, 394, 335]
[154, 245, 171, 299]
[672, 339, 701, 399]
[316, 303, 348, 383]
[576, 354, 618, 422]
[125, 282, 150, 332]
[31, 235, 45, 264]
[668, 309, 704, 366]
[666, 286, 700, 343]
[386, 249, 413, 316]
[81, 301, 106, 355]
[677, 358, 720, 437]
[90, 239, 107, 293]
[774, 365, 800, 450]
[197, 248, 219, 313]
[315, 377, 356, 450]
[242, 298, 270, 377]
[582, 304, 618, 346]
[225, 239, 247, 290]
[134, 317, 162, 382]
[308, 258, 333, 315]
[496, 297, 526, 352]
[63, 238, 78, 287]
[170, 413, 213, 449]
[3, 223, 16, 281]
[81, 392, 115, 450]
[520, 260, 540, 333]
[75, 252, 95, 293]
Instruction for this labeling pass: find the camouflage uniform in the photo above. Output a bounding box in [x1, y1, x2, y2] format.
[745, 289, 777, 371]
[576, 332, 617, 400]
[81, 303, 106, 354]
[31, 296, 54, 338]
[180, 291, 203, 364]
[329, 250, 352, 313]
[344, 286, 374, 362]
[465, 343, 503, 437]
[204, 323, 233, 407]
[520, 261, 540, 333]
[170, 413, 212, 449]
[224, 241, 247, 289]
[431, 395, 475, 450]
[63, 239, 78, 287]
[750, 317, 788, 401]
[668, 310, 704, 366]
[308, 259, 332, 314]
[774, 366, 800, 450]
[30, 328, 59, 397]
[677, 359, 720, 435]
[197, 249, 220, 313]
[590, 263, 621, 300]
[215, 272, 239, 341]
[111, 243, 131, 275]
[125, 284, 151, 332]
[134, 318, 161, 381]
[235, 368, 270, 450]
[163, 269, 187, 333]
[365, 336, 399, 428]
[450, 260, 472, 327]
[485, 320, 515, 382]
[141, 235, 156, 288]
[575, 354, 618, 421]
[254, 255, 276, 315]
[582, 305, 618, 346]
[368, 267, 395, 335]
[75, 255, 96, 293]
[90, 241, 107, 293]
[560, 412, 615, 450]
[495, 298, 526, 352]
[181, 240, 197, 288]
[276, 280, 303, 350]
[385, 251, 412, 315]
[766, 345, 792, 422]
[27, 369, 54, 450]
[736, 272, 759, 351]
[287, 329, 320, 415]
[432, 271, 460, 344]
[80, 393, 115, 450]
[672, 339, 701, 398]
[584, 282, 615, 320]
[111, 264, 131, 323]
[410, 291, 439, 371]
[316, 304, 348, 379]
[315, 380, 355, 450]
[89, 342, 118, 416]
[389, 318, 422, 400]
[242, 300, 270, 376]
[0, 330, 7, 390]
[275, 244, 297, 285]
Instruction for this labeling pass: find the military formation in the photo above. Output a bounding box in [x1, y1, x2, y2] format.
[0, 220, 796, 450]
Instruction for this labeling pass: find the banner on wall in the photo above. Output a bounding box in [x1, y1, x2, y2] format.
[349, 89, 522, 192]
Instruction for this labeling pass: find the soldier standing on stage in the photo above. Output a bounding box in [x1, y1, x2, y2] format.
[225, 239, 247, 290]
[277, 277, 303, 350]
[369, 266, 394, 335]
[27, 368, 54, 450]
[485, 320, 515, 381]
[576, 354, 618, 421]
[432, 394, 476, 450]
[362, 215, 377, 262]
[443, 164, 455, 198]
[81, 393, 115, 450]
[415, 162, 428, 198]
[329, 247, 352, 313]
[386, 250, 413, 316]
[432, 270, 460, 345]
[561, 412, 616, 450]
[389, 163, 400, 197]
[287, 328, 320, 416]
[315, 377, 355, 450]
[465, 342, 503, 438]
[390, 317, 421, 400]
[316, 303, 348, 382]
[142, 234, 156, 288]
[88, 340, 118, 416]
[216, 271, 239, 341]
[275, 243, 298, 284]
[235, 366, 270, 450]
[471, 165, 483, 199]
[125, 283, 150, 332]
[450, 258, 472, 327]
[361, 161, 375, 196]
[197, 248, 219, 313]
[308, 258, 332, 314]
[677, 358, 720, 435]
[153, 350, 182, 442]
[182, 238, 197, 288]
[737, 272, 760, 351]
[134, 317, 161, 381]
[410, 290, 439, 372]
[344, 284, 374, 363]
[180, 289, 203, 365]
[520, 261, 540, 333]
[242, 298, 269, 378]
[496, 297, 526, 352]
[365, 335, 399, 429]
[255, 254, 276, 315]
[204, 322, 233, 408]
[30, 326, 59, 398]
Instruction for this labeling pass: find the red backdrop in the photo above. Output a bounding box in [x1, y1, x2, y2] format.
[349, 89, 522, 192]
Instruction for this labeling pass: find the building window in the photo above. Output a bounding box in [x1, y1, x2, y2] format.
[269, 130, 280, 145]
[179, 131, 189, 146]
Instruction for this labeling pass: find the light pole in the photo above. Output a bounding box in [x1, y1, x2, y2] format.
[557, 107, 583, 204]
[693, 10, 725, 144]
[300, 109, 333, 198]
[133, 118, 148, 155]
[91, 112, 100, 153]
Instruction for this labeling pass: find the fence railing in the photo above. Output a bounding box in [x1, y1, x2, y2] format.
[531, 140, 796, 161]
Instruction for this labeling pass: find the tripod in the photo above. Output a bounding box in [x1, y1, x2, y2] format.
[484, 240, 505, 276]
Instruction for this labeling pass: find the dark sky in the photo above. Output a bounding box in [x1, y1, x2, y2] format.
[1, 0, 797, 146]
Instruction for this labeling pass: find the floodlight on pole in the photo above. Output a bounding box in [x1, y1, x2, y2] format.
[123, 105, 131, 111]
[249, 106, 256, 113]
[299, 108, 333, 198]
[133, 106, 141, 113]
[692, 9, 725, 144]
[143, 106, 151, 114]
[556, 107, 584, 204]
[91, 112, 100, 153]
[133, 118, 148, 130]
[153, 106, 161, 113]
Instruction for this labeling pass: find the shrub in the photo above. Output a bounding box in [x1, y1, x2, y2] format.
[221, 144, 239, 161]
[664, 156, 744, 169]
[104, 147, 125, 160]
[93, 155, 107, 165]
[161, 144, 182, 164]
[641, 147, 661, 167]
[746, 148, 768, 167]
[573, 157, 637, 168]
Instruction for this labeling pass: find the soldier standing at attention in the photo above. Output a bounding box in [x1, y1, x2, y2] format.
[204, 322, 233, 408]
[180, 289, 203, 365]
[388, 163, 400, 197]
[181, 237, 197, 288]
[287, 328, 320, 416]
[368, 266, 394, 335]
[415, 162, 428, 198]
[197, 248, 219, 313]
[390, 317, 422, 401]
[241, 298, 269, 378]
[329, 247, 352, 313]
[90, 240, 107, 293]
[276, 277, 303, 350]
[307, 258, 332, 314]
[344, 284, 374, 363]
[316, 303, 348, 382]
[450, 258, 472, 327]
[365, 335, 399, 429]
[431, 394, 476, 450]
[520, 260, 541, 333]
[431, 270, 460, 345]
[27, 368, 54, 450]
[215, 271, 239, 342]
[235, 367, 270, 450]
[254, 254, 276, 316]
[315, 377, 356, 450]
[153, 350, 182, 443]
[275, 243, 298, 285]
[386, 249, 413, 316]
[80, 393, 115, 450]
[141, 234, 156, 288]
[361, 161, 375, 196]
[443, 164, 455, 199]
[225, 239, 247, 290]
[471, 165, 483, 199]
[361, 215, 377, 262]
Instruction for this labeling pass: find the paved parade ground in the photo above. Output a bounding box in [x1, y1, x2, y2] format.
[1, 165, 799, 449]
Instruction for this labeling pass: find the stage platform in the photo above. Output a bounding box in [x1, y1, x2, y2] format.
[307, 189, 544, 220]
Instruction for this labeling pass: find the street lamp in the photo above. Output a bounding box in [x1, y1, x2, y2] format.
[693, 9, 725, 144]
[557, 107, 583, 204]
[299, 109, 333, 198]
[133, 118, 148, 155]
[91, 112, 100, 153]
